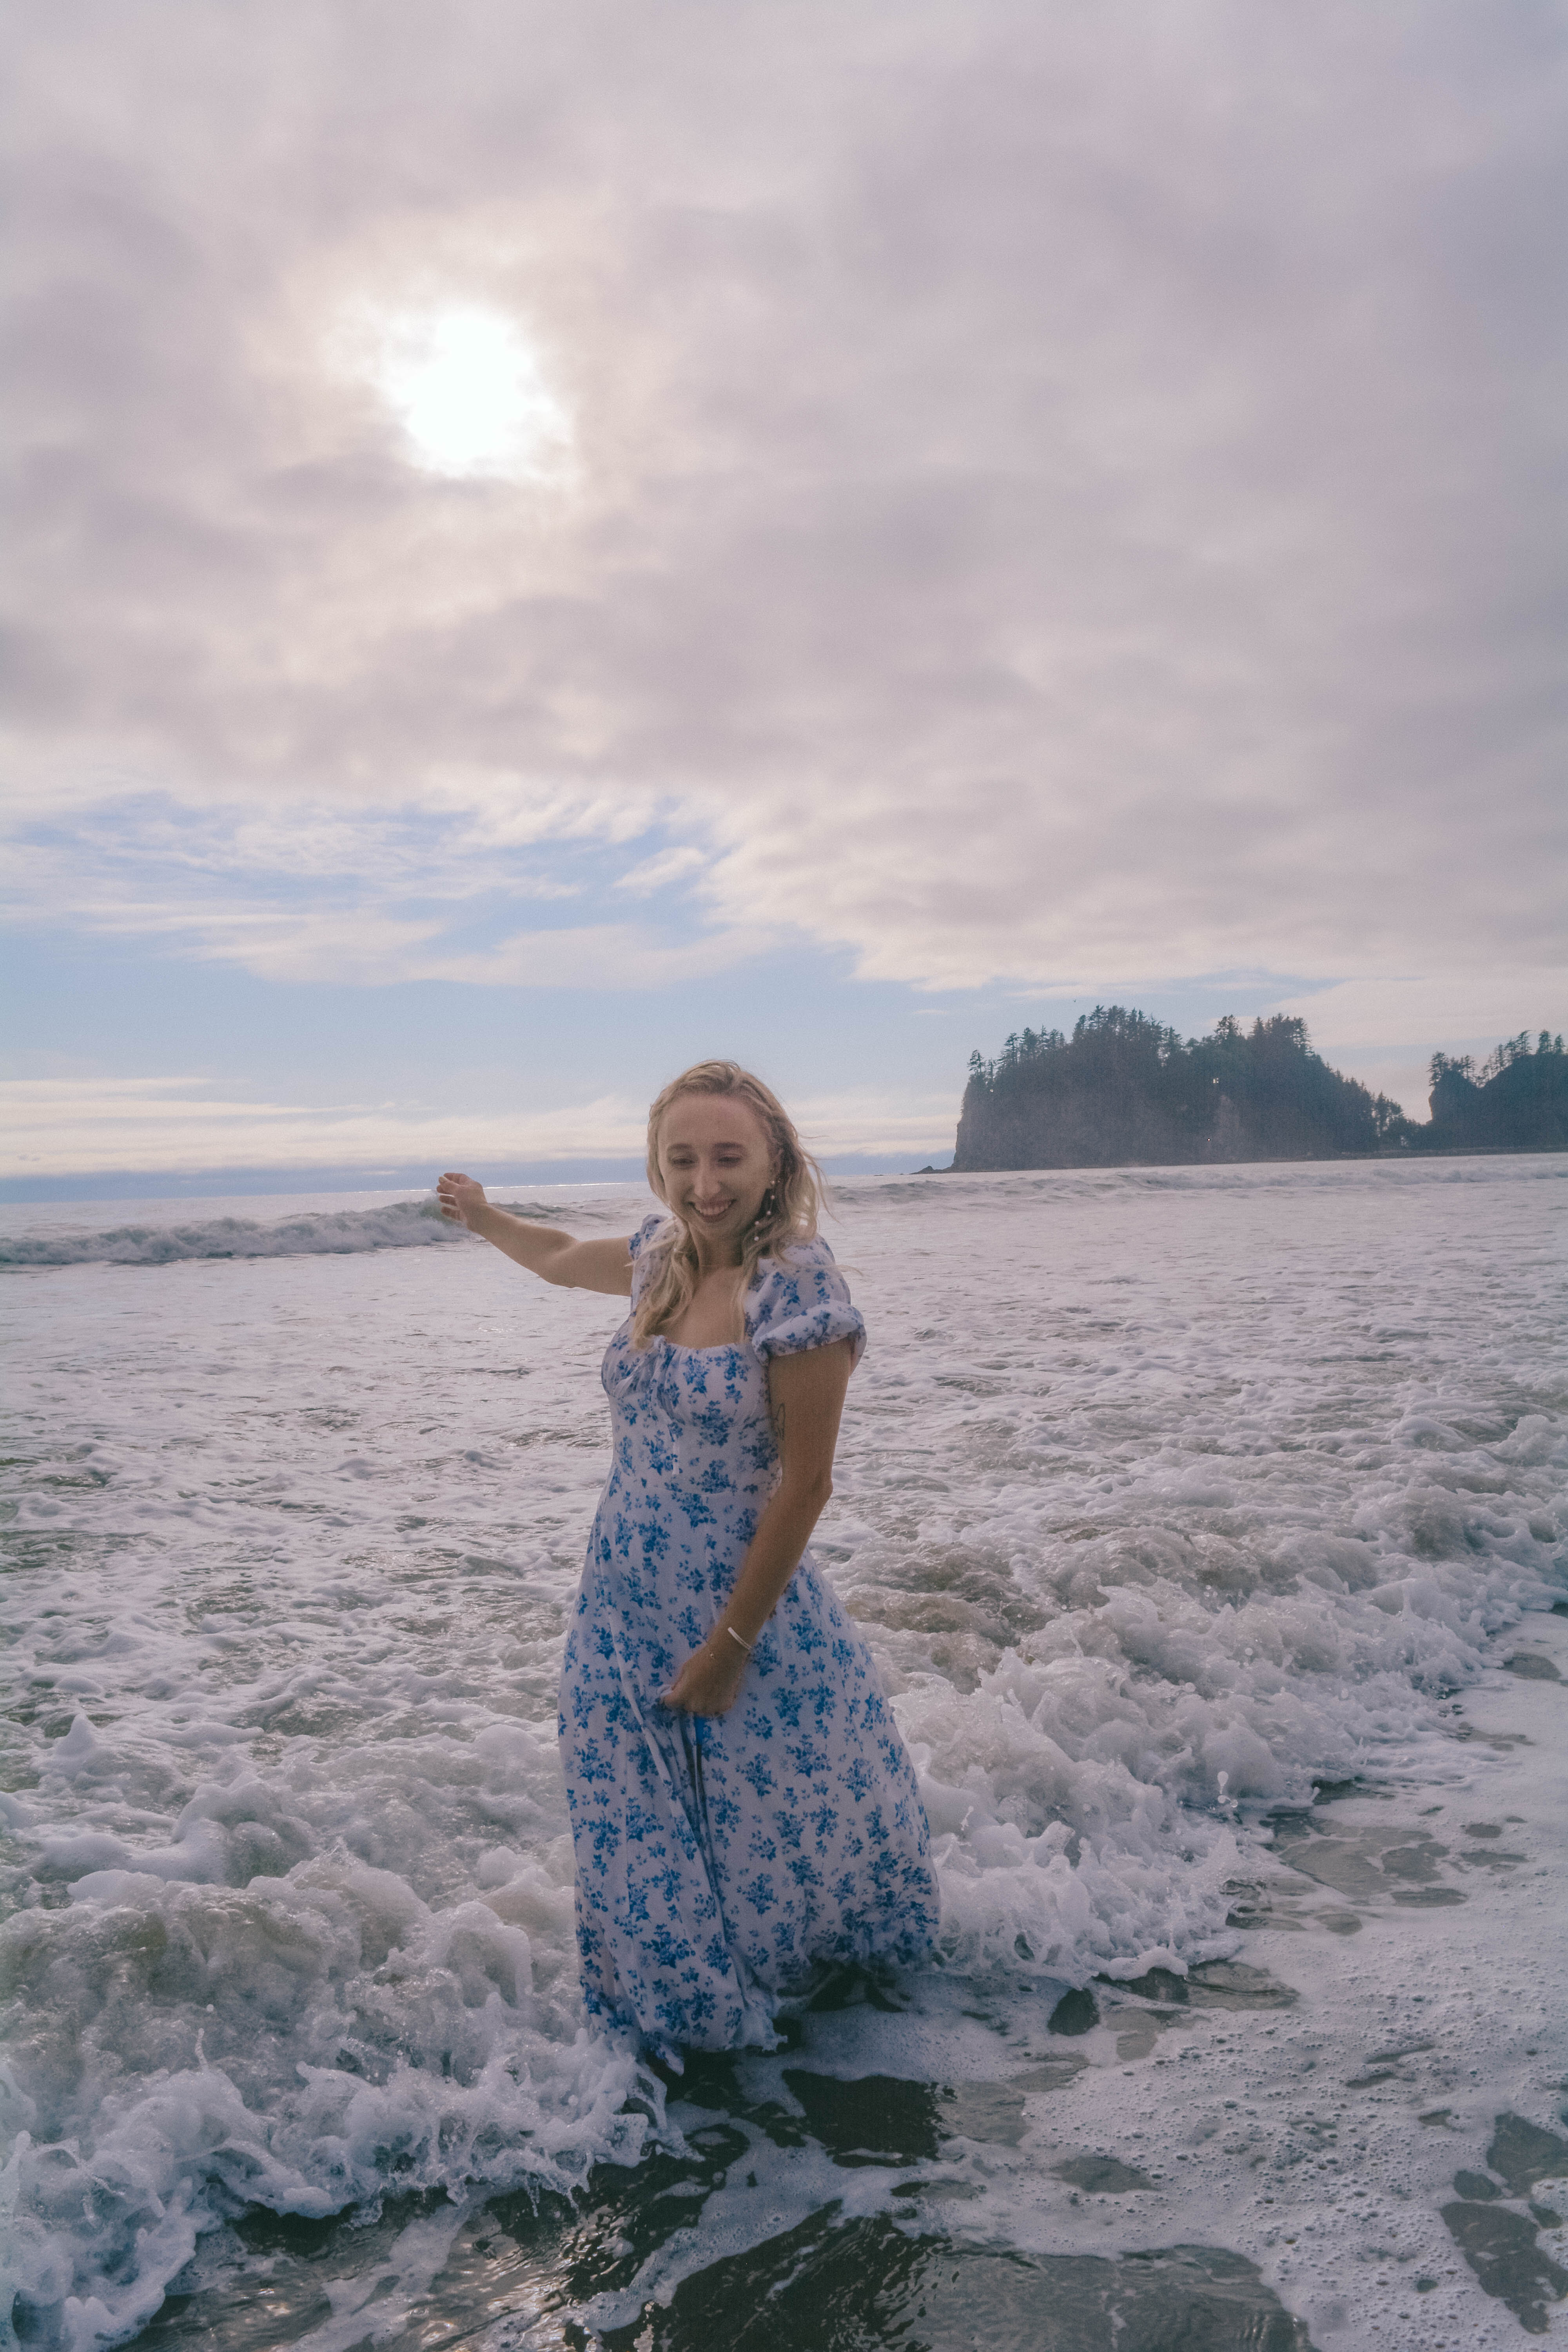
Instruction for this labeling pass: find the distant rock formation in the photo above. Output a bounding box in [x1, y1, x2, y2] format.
[1426, 1033, 1568, 1152]
[950, 1007, 1566, 1171]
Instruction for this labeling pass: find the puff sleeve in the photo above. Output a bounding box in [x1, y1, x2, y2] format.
[746, 1238, 867, 1372]
[627, 1210, 673, 1304]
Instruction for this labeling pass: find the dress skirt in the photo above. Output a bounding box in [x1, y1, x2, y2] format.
[557, 1220, 939, 2052]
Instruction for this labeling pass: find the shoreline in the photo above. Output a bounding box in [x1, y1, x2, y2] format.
[922, 1143, 1568, 1174]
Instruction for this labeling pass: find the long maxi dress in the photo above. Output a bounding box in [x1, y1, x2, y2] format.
[559, 1214, 939, 2052]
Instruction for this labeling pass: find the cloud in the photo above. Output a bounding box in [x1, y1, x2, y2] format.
[4, 800, 744, 985]
[0, 1073, 960, 1176]
[0, 1076, 648, 1176]
[3, 0, 1564, 1025]
[784, 1089, 965, 1163]
[1265, 967, 1568, 1114]
[1268, 970, 1568, 1058]
[615, 846, 708, 897]
[416, 922, 769, 990]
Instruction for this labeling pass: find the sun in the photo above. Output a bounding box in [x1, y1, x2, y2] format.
[371, 303, 573, 481]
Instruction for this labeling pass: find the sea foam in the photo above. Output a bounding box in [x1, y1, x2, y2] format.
[0, 1197, 579, 1269]
[1, 1158, 1563, 2348]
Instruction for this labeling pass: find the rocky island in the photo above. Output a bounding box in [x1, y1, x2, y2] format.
[948, 1006, 1567, 1170]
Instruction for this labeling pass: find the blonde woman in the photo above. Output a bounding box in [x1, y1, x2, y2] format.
[437, 1060, 938, 2054]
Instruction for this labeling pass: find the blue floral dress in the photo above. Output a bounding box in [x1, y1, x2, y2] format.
[559, 1215, 939, 2052]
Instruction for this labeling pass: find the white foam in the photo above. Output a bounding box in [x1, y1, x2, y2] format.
[0, 1193, 630, 1269]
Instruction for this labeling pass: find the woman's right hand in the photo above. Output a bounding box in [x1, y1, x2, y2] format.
[436, 1171, 489, 1229]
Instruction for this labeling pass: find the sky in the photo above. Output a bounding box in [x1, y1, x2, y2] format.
[4, 0, 1565, 1195]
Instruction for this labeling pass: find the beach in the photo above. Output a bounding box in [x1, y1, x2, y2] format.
[2, 1158, 1565, 2350]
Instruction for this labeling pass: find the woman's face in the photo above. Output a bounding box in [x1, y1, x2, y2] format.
[657, 1093, 776, 1254]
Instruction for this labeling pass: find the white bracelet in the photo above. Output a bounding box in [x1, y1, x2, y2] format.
[726, 1624, 755, 1654]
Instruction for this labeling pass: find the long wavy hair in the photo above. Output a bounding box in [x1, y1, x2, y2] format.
[632, 1060, 826, 1348]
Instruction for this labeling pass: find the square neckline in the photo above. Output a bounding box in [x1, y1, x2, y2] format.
[634, 1222, 760, 1356]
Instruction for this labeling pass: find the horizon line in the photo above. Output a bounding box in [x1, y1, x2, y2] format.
[0, 1152, 948, 1205]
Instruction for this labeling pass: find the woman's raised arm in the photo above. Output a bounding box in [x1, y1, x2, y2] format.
[436, 1173, 633, 1296]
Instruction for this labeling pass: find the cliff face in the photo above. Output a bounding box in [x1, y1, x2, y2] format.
[950, 1009, 1568, 1172]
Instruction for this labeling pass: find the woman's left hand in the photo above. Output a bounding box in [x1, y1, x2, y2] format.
[662, 1637, 748, 1717]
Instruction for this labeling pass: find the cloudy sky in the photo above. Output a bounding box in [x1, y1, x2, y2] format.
[5, 0, 1564, 1192]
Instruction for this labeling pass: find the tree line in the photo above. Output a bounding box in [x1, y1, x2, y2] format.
[950, 1006, 1566, 1169]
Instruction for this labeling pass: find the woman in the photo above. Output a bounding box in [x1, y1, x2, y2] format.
[437, 1060, 938, 2054]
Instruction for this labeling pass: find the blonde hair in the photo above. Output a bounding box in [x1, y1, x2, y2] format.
[632, 1060, 826, 1348]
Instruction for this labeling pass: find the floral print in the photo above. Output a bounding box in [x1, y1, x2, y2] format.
[559, 1214, 939, 2051]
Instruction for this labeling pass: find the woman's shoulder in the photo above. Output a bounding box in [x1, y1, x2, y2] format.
[748, 1234, 865, 1365]
[628, 1210, 674, 1261]
[764, 1230, 839, 1269]
[750, 1232, 841, 1293]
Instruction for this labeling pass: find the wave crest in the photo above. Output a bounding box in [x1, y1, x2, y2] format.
[0, 1199, 568, 1269]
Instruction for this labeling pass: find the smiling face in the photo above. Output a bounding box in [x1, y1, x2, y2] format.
[655, 1091, 777, 1259]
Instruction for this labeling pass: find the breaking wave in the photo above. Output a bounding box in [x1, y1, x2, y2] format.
[0, 1199, 573, 1269]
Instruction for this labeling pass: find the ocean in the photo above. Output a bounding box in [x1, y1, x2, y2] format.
[2, 1158, 1565, 2352]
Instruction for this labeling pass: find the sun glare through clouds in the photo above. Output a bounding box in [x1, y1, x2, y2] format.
[371, 302, 573, 480]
